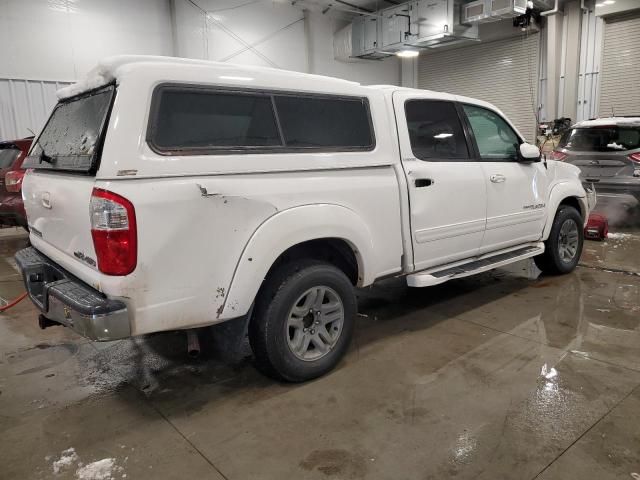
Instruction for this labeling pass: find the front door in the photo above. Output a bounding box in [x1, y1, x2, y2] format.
[459, 102, 549, 254]
[393, 92, 486, 271]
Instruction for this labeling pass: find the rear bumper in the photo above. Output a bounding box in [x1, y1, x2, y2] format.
[15, 247, 130, 341]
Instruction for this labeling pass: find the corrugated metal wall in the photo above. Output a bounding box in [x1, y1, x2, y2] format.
[598, 12, 640, 117]
[0, 78, 73, 141]
[418, 34, 540, 141]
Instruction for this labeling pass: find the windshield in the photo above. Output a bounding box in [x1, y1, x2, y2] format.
[24, 86, 114, 173]
[559, 126, 640, 152]
[0, 148, 20, 169]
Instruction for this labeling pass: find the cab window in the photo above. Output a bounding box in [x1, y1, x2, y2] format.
[405, 100, 470, 161]
[463, 104, 520, 161]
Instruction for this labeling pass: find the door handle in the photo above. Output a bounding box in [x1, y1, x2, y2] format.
[490, 174, 506, 183]
[415, 178, 434, 188]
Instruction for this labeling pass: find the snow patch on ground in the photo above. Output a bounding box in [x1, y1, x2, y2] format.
[52, 448, 79, 474]
[50, 447, 126, 479]
[76, 458, 118, 480]
[607, 232, 636, 240]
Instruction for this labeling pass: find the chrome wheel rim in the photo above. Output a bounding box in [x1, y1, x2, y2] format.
[558, 219, 579, 262]
[286, 286, 344, 361]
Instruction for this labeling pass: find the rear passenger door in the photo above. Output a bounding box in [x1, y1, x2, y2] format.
[392, 91, 486, 271]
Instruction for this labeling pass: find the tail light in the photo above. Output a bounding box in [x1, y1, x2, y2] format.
[549, 150, 568, 161]
[5, 170, 25, 193]
[90, 188, 137, 275]
[628, 152, 640, 164]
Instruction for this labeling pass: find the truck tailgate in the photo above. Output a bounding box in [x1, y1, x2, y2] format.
[24, 171, 98, 271]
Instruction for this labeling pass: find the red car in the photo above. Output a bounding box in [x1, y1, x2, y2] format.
[0, 137, 33, 229]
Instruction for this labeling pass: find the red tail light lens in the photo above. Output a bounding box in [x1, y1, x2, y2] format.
[628, 152, 640, 164]
[90, 188, 137, 275]
[549, 150, 568, 161]
[5, 170, 25, 193]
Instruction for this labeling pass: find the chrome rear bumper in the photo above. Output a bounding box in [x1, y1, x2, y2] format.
[15, 247, 130, 341]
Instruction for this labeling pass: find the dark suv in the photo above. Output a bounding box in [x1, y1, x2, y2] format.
[0, 137, 33, 228]
[549, 118, 640, 216]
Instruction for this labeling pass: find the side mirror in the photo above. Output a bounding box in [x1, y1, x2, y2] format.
[518, 142, 541, 162]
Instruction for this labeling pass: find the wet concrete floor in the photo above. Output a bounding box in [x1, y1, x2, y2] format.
[1, 229, 640, 480]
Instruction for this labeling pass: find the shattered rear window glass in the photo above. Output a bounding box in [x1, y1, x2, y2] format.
[24, 86, 114, 172]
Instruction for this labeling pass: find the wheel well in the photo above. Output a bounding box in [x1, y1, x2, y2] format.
[559, 196, 584, 219]
[266, 238, 360, 286]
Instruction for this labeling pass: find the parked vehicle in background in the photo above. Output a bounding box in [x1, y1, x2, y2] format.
[15, 56, 594, 382]
[549, 118, 640, 219]
[0, 137, 33, 229]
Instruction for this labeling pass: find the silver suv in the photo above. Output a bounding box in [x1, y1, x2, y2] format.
[549, 117, 640, 217]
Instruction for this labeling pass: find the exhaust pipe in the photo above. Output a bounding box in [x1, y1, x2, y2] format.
[38, 314, 60, 330]
[186, 329, 201, 358]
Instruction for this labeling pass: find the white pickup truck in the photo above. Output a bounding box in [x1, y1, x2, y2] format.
[16, 56, 594, 381]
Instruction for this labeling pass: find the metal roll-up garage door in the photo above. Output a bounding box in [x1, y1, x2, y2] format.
[418, 34, 540, 141]
[598, 13, 640, 117]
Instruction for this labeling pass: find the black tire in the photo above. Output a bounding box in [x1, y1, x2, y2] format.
[249, 260, 356, 382]
[534, 205, 584, 275]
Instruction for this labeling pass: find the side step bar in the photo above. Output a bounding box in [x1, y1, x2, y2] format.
[406, 243, 545, 288]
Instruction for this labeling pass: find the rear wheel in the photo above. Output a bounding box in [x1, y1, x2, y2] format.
[534, 205, 583, 275]
[249, 260, 356, 382]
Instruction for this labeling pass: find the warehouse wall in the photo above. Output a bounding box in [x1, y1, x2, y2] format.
[0, 0, 174, 80]
[172, 0, 308, 72]
[0, 0, 173, 140]
[172, 1, 400, 85]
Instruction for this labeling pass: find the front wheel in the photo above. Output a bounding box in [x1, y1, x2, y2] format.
[249, 260, 356, 382]
[534, 205, 584, 275]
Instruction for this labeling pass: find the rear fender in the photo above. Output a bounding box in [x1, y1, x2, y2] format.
[219, 204, 374, 320]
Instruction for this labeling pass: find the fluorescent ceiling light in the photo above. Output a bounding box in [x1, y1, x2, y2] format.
[396, 50, 420, 58]
[434, 133, 453, 139]
[603, 0, 615, 4]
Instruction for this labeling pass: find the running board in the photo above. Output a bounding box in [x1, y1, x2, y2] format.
[406, 243, 545, 288]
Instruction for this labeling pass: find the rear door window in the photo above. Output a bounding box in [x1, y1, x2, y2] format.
[405, 100, 470, 161]
[24, 86, 115, 173]
[149, 88, 282, 152]
[559, 127, 640, 152]
[273, 95, 374, 149]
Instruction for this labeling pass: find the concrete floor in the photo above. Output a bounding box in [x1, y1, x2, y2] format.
[2, 230, 640, 480]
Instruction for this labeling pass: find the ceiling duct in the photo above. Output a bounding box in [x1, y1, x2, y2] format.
[409, 0, 479, 48]
[462, 0, 528, 24]
[344, 0, 481, 60]
[337, 0, 538, 61]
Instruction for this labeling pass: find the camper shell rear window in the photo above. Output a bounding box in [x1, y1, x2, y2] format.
[146, 84, 375, 155]
[24, 85, 115, 174]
